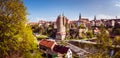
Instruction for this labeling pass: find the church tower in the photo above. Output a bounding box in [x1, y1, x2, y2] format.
[56, 14, 66, 40]
[93, 15, 99, 36]
[94, 15, 97, 27]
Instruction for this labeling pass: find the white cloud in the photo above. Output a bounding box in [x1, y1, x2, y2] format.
[97, 14, 116, 19]
[39, 17, 56, 21]
[27, 16, 57, 22]
[80, 15, 120, 20]
[115, 0, 120, 7]
[115, 3, 120, 7]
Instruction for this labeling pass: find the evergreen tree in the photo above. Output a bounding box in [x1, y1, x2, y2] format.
[0, 0, 37, 58]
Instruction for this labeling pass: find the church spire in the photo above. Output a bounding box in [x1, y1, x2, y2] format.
[94, 15, 96, 27]
[79, 13, 81, 20]
[94, 15, 96, 20]
[59, 13, 62, 17]
[62, 12, 64, 16]
[116, 16, 117, 19]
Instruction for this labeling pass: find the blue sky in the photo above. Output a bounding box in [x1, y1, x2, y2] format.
[24, 0, 120, 22]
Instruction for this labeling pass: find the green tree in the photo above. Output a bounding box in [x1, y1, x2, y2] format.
[113, 28, 120, 35]
[0, 0, 38, 58]
[79, 24, 86, 29]
[96, 25, 112, 46]
[86, 30, 93, 39]
[113, 50, 120, 58]
[90, 25, 112, 58]
[114, 36, 120, 47]
[31, 24, 44, 34]
[86, 53, 109, 58]
[111, 23, 120, 36]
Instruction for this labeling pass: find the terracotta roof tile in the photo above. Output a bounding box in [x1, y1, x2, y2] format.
[39, 39, 55, 49]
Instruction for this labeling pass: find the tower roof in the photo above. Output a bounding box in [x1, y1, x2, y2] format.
[94, 15, 96, 20]
[79, 13, 81, 20]
[94, 15, 97, 27]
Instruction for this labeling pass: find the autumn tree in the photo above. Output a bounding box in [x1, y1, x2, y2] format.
[96, 25, 112, 46]
[90, 25, 112, 58]
[0, 0, 37, 58]
[113, 36, 120, 47]
[31, 24, 44, 34]
[79, 24, 86, 29]
[112, 24, 120, 35]
[86, 30, 94, 39]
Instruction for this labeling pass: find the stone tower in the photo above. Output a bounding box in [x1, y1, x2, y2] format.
[56, 14, 66, 40]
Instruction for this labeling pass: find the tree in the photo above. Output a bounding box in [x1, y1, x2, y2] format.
[96, 25, 112, 46]
[114, 36, 120, 47]
[0, 0, 37, 58]
[86, 30, 93, 39]
[79, 24, 86, 29]
[113, 28, 120, 35]
[31, 24, 44, 34]
[113, 50, 120, 58]
[91, 25, 112, 58]
[112, 22, 120, 35]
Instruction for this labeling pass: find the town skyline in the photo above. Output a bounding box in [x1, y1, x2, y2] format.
[1, 0, 120, 58]
[24, 0, 120, 22]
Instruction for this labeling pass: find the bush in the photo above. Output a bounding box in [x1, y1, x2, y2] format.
[37, 35, 48, 40]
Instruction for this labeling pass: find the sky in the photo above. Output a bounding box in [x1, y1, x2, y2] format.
[24, 0, 120, 22]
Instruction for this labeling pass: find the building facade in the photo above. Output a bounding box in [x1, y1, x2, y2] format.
[56, 14, 66, 40]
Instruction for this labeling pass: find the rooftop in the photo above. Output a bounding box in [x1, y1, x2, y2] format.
[53, 45, 69, 54]
[39, 39, 55, 49]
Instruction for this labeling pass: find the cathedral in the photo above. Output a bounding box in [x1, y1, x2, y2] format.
[56, 14, 67, 40]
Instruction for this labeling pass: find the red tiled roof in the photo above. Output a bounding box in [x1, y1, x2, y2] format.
[53, 45, 69, 54]
[39, 39, 55, 49]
